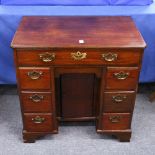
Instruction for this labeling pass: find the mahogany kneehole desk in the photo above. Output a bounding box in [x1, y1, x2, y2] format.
[11, 16, 146, 143]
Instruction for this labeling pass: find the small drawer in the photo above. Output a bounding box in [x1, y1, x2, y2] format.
[16, 49, 141, 66]
[103, 91, 135, 112]
[21, 92, 53, 112]
[102, 113, 131, 130]
[18, 67, 51, 90]
[105, 67, 139, 90]
[24, 114, 53, 132]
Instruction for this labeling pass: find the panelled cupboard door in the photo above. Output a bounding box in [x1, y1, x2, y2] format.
[61, 73, 95, 119]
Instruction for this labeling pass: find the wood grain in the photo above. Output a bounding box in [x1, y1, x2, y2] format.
[103, 91, 136, 112]
[61, 73, 95, 118]
[105, 67, 139, 90]
[21, 92, 53, 112]
[18, 67, 51, 90]
[16, 49, 142, 66]
[11, 16, 146, 49]
[102, 113, 131, 130]
[12, 16, 146, 142]
[24, 113, 54, 132]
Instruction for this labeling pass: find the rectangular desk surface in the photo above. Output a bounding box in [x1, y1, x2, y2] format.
[11, 16, 146, 49]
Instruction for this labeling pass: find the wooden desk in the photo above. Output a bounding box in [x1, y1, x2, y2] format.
[11, 16, 146, 143]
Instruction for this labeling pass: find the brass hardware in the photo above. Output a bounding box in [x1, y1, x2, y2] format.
[71, 51, 87, 60]
[32, 116, 45, 124]
[39, 52, 55, 62]
[27, 70, 43, 80]
[112, 94, 127, 103]
[113, 71, 129, 80]
[109, 116, 121, 123]
[29, 94, 44, 103]
[102, 53, 117, 62]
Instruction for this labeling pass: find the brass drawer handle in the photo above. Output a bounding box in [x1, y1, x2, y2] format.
[102, 53, 117, 62]
[39, 52, 55, 62]
[71, 51, 87, 60]
[112, 94, 127, 103]
[32, 116, 45, 124]
[27, 70, 43, 80]
[29, 94, 44, 103]
[113, 71, 129, 80]
[109, 116, 121, 123]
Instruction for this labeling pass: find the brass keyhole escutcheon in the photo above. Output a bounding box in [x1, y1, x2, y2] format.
[71, 51, 87, 60]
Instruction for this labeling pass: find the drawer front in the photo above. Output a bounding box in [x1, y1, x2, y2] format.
[105, 67, 139, 90]
[103, 91, 135, 112]
[21, 92, 52, 112]
[17, 49, 141, 66]
[24, 114, 53, 132]
[18, 67, 51, 90]
[102, 113, 131, 130]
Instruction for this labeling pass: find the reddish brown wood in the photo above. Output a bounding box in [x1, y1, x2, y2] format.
[16, 49, 142, 66]
[116, 132, 132, 142]
[18, 67, 51, 90]
[96, 130, 131, 142]
[105, 67, 139, 90]
[103, 91, 136, 112]
[11, 16, 146, 49]
[61, 73, 95, 118]
[50, 68, 59, 132]
[55, 67, 102, 78]
[24, 113, 54, 132]
[23, 131, 39, 143]
[23, 130, 58, 143]
[11, 16, 146, 142]
[149, 92, 155, 102]
[21, 92, 53, 112]
[102, 113, 131, 130]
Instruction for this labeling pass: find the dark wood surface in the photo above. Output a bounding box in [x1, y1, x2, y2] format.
[103, 91, 135, 112]
[11, 16, 146, 49]
[12, 16, 146, 143]
[21, 92, 53, 112]
[105, 67, 139, 90]
[102, 113, 131, 130]
[18, 67, 51, 90]
[61, 73, 95, 118]
[24, 113, 54, 132]
[16, 49, 142, 66]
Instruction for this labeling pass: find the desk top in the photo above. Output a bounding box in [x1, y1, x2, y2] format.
[11, 16, 146, 49]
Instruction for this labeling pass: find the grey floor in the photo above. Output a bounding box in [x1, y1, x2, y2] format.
[0, 85, 155, 155]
